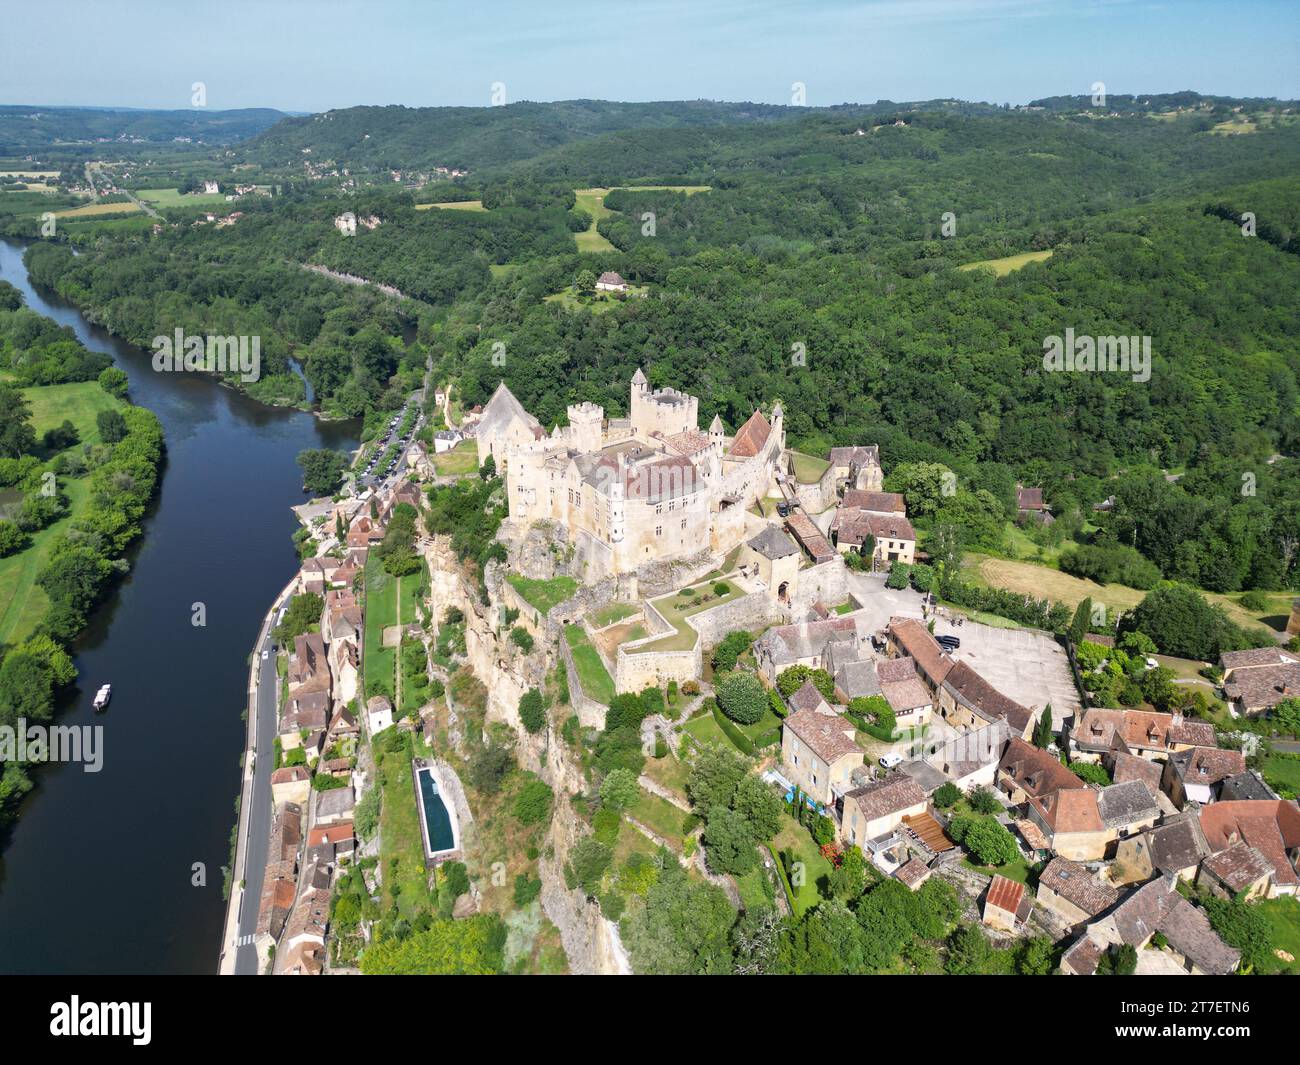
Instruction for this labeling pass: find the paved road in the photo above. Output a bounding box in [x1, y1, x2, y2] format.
[233, 600, 288, 975]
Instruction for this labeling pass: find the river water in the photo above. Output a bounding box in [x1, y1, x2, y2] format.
[0, 239, 358, 973]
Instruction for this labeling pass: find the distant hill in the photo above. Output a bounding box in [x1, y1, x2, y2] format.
[1027, 90, 1299, 113]
[239, 99, 834, 173]
[0, 106, 288, 152]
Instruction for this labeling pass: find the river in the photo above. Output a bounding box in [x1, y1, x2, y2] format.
[0, 239, 359, 974]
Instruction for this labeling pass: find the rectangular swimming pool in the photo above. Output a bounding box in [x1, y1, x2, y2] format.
[416, 765, 457, 857]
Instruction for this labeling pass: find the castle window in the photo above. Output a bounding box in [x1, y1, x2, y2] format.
[680, 519, 686, 529]
[655, 526, 662, 536]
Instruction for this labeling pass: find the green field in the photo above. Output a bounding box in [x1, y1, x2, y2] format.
[0, 383, 125, 645]
[54, 200, 142, 219]
[789, 450, 829, 484]
[572, 189, 618, 253]
[770, 815, 834, 917]
[564, 624, 615, 704]
[1262, 754, 1300, 799]
[136, 187, 231, 208]
[363, 559, 399, 700]
[432, 439, 478, 478]
[415, 199, 486, 211]
[629, 787, 689, 849]
[507, 573, 578, 614]
[958, 250, 1054, 276]
[1256, 897, 1300, 974]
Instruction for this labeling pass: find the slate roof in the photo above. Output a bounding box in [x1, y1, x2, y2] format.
[757, 617, 858, 667]
[478, 381, 543, 441]
[894, 857, 932, 890]
[829, 445, 880, 469]
[1219, 771, 1279, 802]
[1097, 779, 1159, 829]
[747, 524, 799, 560]
[1224, 662, 1300, 711]
[787, 678, 831, 714]
[1221, 647, 1300, 671]
[784, 708, 861, 765]
[597, 271, 626, 286]
[835, 659, 882, 700]
[1138, 813, 1211, 874]
[1017, 487, 1046, 511]
[1039, 856, 1119, 917]
[1167, 746, 1248, 791]
[1108, 877, 1239, 975]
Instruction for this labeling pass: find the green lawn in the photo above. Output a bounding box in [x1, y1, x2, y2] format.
[734, 864, 775, 911]
[564, 624, 615, 705]
[963, 856, 1033, 886]
[374, 735, 432, 919]
[363, 559, 399, 700]
[642, 749, 691, 802]
[415, 199, 486, 211]
[629, 787, 689, 849]
[507, 574, 578, 615]
[1255, 896, 1300, 974]
[572, 188, 617, 253]
[23, 381, 123, 444]
[432, 439, 478, 478]
[683, 710, 734, 749]
[770, 815, 834, 917]
[1262, 755, 1300, 799]
[958, 250, 1054, 276]
[789, 450, 830, 484]
[135, 186, 230, 209]
[398, 570, 423, 625]
[589, 602, 640, 627]
[636, 576, 747, 653]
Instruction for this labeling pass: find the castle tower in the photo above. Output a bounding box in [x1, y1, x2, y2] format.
[630, 367, 649, 436]
[566, 401, 604, 454]
[709, 413, 724, 449]
[771, 401, 785, 453]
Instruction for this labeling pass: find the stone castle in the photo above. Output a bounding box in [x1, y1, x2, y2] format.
[474, 369, 787, 576]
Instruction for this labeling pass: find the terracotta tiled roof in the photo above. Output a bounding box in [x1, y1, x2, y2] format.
[985, 874, 1032, 924]
[944, 661, 1033, 735]
[1168, 746, 1247, 790]
[894, 857, 932, 890]
[1017, 487, 1045, 510]
[1109, 751, 1164, 796]
[999, 737, 1085, 799]
[784, 708, 861, 765]
[787, 678, 830, 713]
[1199, 800, 1300, 888]
[842, 490, 905, 513]
[1036, 787, 1104, 834]
[1224, 663, 1300, 712]
[1074, 707, 1188, 753]
[1221, 647, 1300, 672]
[888, 617, 953, 687]
[728, 409, 772, 458]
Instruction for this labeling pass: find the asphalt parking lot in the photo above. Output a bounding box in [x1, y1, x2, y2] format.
[930, 615, 1080, 729]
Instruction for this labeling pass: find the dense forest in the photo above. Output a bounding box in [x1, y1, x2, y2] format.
[0, 105, 287, 153]
[13, 98, 1300, 597]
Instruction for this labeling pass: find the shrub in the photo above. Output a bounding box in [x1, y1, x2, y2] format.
[717, 672, 767, 725]
[517, 689, 545, 734]
[933, 782, 962, 809]
[512, 778, 554, 826]
[969, 786, 1000, 815]
[713, 581, 731, 597]
[509, 626, 534, 653]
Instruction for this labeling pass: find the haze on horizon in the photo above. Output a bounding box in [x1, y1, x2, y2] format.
[1, 0, 1297, 114]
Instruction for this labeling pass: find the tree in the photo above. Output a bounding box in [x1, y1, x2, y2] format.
[945, 923, 994, 975]
[732, 772, 783, 839]
[274, 592, 323, 642]
[360, 916, 505, 975]
[97, 367, 129, 397]
[512, 777, 553, 825]
[1070, 597, 1092, 645]
[599, 767, 640, 812]
[574, 268, 596, 294]
[953, 816, 1018, 866]
[621, 855, 736, 975]
[886, 562, 911, 589]
[933, 782, 961, 808]
[1124, 582, 1255, 660]
[711, 629, 752, 673]
[828, 844, 869, 899]
[0, 384, 35, 458]
[95, 408, 127, 444]
[517, 688, 545, 734]
[687, 744, 747, 813]
[1035, 705, 1054, 749]
[1017, 935, 1057, 976]
[296, 448, 348, 495]
[509, 626, 534, 653]
[702, 806, 759, 875]
[716, 671, 766, 725]
[1203, 896, 1268, 972]
[777, 665, 834, 701]
[969, 786, 1001, 815]
[479, 454, 496, 480]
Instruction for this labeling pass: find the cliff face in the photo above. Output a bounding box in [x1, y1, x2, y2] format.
[421, 536, 627, 974]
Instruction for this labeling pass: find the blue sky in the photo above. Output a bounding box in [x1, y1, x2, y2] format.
[1, 0, 1296, 112]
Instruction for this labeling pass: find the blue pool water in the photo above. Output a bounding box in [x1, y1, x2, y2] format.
[416, 767, 456, 855]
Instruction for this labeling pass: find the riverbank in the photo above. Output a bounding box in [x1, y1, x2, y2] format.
[0, 238, 360, 975]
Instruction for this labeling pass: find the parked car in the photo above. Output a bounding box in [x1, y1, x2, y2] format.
[879, 752, 904, 769]
[776, 502, 792, 517]
[936, 634, 960, 650]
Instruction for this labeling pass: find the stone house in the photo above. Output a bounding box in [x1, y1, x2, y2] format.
[1162, 746, 1248, 808]
[1071, 707, 1217, 763]
[937, 661, 1035, 740]
[876, 656, 933, 726]
[366, 694, 394, 737]
[595, 271, 629, 292]
[754, 616, 862, 683]
[781, 703, 863, 807]
[1198, 800, 1300, 897]
[270, 765, 311, 806]
[741, 525, 801, 604]
[983, 874, 1033, 932]
[1035, 856, 1119, 930]
[1112, 812, 1211, 886]
[885, 617, 953, 694]
[841, 772, 928, 850]
[1197, 841, 1276, 901]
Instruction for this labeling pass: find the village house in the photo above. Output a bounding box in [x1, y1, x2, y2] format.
[330, 639, 360, 707]
[253, 801, 303, 952]
[983, 874, 1034, 932]
[754, 616, 863, 683]
[885, 617, 953, 693]
[279, 887, 331, 976]
[739, 525, 801, 605]
[433, 428, 464, 453]
[938, 661, 1035, 739]
[1015, 486, 1053, 525]
[366, 694, 394, 736]
[1059, 875, 1239, 976]
[346, 515, 385, 551]
[595, 270, 629, 292]
[781, 698, 863, 807]
[831, 509, 917, 565]
[998, 738, 1087, 803]
[1106, 749, 1165, 798]
[1219, 770, 1279, 802]
[307, 821, 356, 863]
[840, 773, 929, 851]
[315, 786, 356, 826]
[1071, 707, 1217, 762]
[875, 656, 933, 726]
[287, 632, 331, 697]
[270, 765, 311, 806]
[1220, 646, 1300, 716]
[1035, 856, 1119, 930]
[840, 489, 905, 514]
[1197, 800, 1300, 897]
[1112, 812, 1211, 885]
[826, 446, 884, 493]
[328, 704, 360, 744]
[1162, 746, 1248, 808]
[1197, 841, 1277, 901]
[1027, 779, 1159, 861]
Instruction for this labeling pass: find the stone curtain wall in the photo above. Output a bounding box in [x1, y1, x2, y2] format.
[789, 556, 849, 614]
